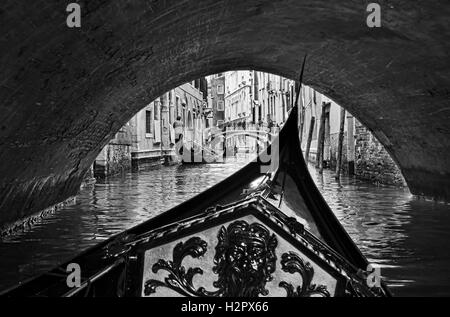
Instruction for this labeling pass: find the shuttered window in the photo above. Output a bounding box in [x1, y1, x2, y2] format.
[146, 110, 153, 135]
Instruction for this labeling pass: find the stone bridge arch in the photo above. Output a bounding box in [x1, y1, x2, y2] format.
[1, 0, 449, 226]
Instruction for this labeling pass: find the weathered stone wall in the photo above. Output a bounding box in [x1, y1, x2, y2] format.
[94, 127, 133, 178]
[81, 164, 96, 188]
[0, 196, 77, 238]
[94, 143, 132, 178]
[355, 121, 406, 187]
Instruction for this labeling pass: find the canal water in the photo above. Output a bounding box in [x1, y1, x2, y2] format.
[1, 155, 449, 296]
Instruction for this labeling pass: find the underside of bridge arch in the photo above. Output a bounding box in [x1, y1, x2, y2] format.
[0, 0, 449, 227]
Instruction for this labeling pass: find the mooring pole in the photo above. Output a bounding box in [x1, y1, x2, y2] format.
[305, 116, 315, 163]
[317, 102, 327, 173]
[335, 107, 346, 180]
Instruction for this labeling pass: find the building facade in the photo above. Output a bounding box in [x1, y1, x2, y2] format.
[209, 74, 225, 127]
[224, 70, 253, 126]
[94, 71, 404, 187]
[222, 70, 295, 128]
[253, 71, 295, 127]
[94, 79, 210, 175]
[171, 79, 209, 148]
[218, 71, 294, 153]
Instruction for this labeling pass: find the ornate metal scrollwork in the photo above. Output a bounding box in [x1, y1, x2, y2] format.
[279, 252, 330, 297]
[144, 237, 209, 296]
[144, 220, 330, 297]
[144, 220, 278, 297]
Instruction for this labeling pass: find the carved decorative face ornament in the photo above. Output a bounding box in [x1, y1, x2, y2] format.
[213, 220, 278, 297]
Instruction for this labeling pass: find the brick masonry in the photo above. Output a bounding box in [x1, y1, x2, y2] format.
[322, 122, 406, 187]
[94, 143, 132, 178]
[94, 128, 133, 178]
[354, 122, 406, 187]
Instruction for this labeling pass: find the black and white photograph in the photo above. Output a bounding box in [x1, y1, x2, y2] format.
[0, 0, 449, 301]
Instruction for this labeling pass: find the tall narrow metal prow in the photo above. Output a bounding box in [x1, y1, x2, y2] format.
[278, 54, 307, 208]
[293, 54, 307, 109]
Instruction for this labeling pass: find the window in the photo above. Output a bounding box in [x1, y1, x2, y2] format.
[176, 96, 180, 116]
[187, 111, 193, 129]
[217, 100, 224, 111]
[145, 110, 153, 136]
[168, 93, 174, 123]
[169, 105, 174, 124]
[217, 84, 224, 95]
[154, 100, 160, 120]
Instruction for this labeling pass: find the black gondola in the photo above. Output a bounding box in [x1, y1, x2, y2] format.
[0, 58, 390, 297]
[0, 101, 389, 297]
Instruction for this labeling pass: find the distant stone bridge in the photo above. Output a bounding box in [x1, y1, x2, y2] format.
[206, 129, 275, 146]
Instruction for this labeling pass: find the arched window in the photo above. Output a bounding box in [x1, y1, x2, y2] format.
[187, 111, 193, 129]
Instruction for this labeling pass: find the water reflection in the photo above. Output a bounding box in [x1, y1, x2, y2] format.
[0, 155, 450, 296]
[309, 165, 450, 296]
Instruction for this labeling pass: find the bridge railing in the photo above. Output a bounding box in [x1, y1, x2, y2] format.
[204, 123, 281, 149]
